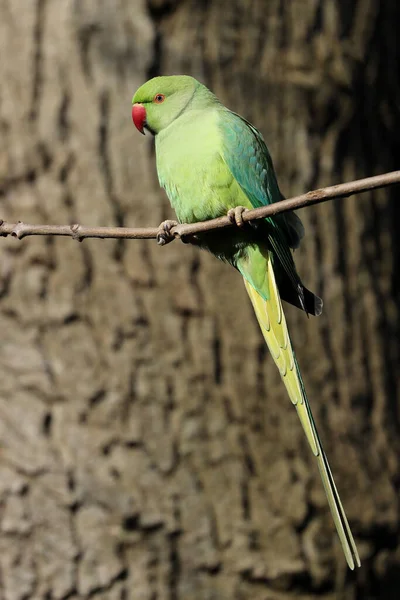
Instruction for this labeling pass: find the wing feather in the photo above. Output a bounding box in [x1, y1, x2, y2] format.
[219, 110, 322, 316]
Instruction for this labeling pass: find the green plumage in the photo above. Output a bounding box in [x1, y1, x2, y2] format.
[132, 75, 360, 569]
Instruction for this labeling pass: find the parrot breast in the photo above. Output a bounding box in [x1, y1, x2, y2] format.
[155, 109, 252, 227]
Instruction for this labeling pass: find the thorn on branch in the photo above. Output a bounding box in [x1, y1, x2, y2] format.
[70, 223, 83, 242]
[12, 221, 25, 239]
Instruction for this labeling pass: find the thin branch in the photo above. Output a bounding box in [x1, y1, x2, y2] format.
[1, 170, 399, 243]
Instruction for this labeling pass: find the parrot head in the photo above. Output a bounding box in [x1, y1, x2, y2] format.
[132, 75, 215, 135]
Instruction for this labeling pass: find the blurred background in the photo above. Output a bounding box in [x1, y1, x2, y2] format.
[0, 1, 399, 598]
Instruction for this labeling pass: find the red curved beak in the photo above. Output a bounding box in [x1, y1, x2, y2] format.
[132, 103, 146, 135]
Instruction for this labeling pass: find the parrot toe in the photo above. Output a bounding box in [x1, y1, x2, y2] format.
[156, 219, 179, 245]
[227, 206, 249, 228]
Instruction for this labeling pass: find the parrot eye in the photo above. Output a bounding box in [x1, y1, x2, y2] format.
[154, 94, 165, 104]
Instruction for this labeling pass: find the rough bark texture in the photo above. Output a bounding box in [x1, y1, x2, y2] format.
[0, 1, 399, 599]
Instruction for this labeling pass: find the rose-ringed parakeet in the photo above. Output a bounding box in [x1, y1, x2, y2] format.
[131, 75, 360, 569]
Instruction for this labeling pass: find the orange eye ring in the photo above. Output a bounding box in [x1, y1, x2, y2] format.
[154, 93, 165, 104]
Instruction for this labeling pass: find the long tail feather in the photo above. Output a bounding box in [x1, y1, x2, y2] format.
[243, 258, 360, 569]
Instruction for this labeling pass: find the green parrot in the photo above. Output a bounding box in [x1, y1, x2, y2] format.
[132, 75, 360, 569]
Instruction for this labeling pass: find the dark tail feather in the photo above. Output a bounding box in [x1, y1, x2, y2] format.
[280, 281, 323, 316]
[304, 286, 323, 316]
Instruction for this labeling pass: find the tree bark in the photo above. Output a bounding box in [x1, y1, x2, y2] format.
[0, 0, 399, 598]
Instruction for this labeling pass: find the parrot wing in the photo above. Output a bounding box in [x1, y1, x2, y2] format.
[219, 110, 322, 316]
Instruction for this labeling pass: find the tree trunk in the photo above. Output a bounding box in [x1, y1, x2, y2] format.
[0, 0, 399, 598]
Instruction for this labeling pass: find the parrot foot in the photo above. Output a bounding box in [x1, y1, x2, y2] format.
[227, 206, 249, 228]
[157, 219, 179, 246]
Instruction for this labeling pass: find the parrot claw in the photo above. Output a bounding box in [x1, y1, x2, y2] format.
[227, 206, 249, 228]
[157, 219, 179, 246]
